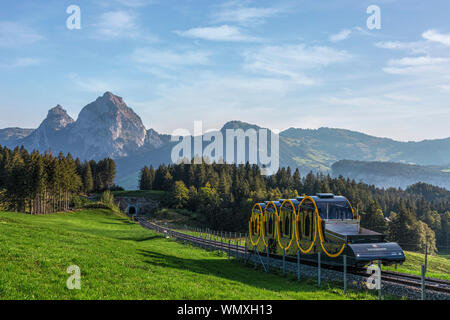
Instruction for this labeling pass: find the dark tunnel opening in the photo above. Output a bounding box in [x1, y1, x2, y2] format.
[128, 206, 136, 215]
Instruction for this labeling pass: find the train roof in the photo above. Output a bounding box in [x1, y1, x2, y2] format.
[264, 200, 282, 208]
[256, 203, 266, 210]
[258, 194, 350, 210]
[309, 194, 349, 204]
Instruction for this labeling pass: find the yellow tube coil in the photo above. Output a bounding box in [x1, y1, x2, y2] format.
[249, 197, 349, 258]
[276, 199, 296, 250]
[317, 216, 347, 257]
[249, 203, 262, 246]
[295, 196, 317, 254]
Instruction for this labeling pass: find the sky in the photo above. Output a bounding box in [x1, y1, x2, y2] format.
[1, 0, 450, 141]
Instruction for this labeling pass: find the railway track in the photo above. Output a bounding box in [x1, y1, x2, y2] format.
[136, 217, 450, 296]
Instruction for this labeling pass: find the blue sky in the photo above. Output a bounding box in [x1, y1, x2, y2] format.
[1, 0, 450, 141]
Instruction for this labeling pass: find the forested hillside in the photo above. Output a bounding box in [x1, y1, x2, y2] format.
[0, 145, 117, 214]
[139, 160, 449, 254]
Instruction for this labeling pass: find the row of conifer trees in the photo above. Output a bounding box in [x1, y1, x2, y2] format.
[0, 145, 116, 214]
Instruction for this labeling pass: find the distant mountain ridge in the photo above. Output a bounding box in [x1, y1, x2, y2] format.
[332, 160, 450, 190]
[279, 127, 450, 171]
[1, 91, 449, 189]
[0, 127, 34, 144]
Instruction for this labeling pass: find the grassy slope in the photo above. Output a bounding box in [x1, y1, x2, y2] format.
[0, 210, 379, 300]
[384, 251, 450, 280]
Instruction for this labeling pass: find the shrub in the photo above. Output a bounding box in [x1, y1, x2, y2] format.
[100, 190, 120, 212]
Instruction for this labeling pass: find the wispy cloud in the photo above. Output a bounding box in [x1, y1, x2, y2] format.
[0, 57, 41, 68]
[243, 44, 351, 85]
[0, 22, 42, 47]
[95, 11, 136, 38]
[68, 73, 120, 94]
[131, 48, 210, 67]
[97, 0, 157, 8]
[329, 29, 351, 42]
[383, 57, 450, 74]
[376, 30, 450, 55]
[114, 0, 156, 7]
[175, 25, 260, 42]
[375, 40, 427, 54]
[422, 29, 450, 46]
[130, 47, 211, 78]
[136, 72, 302, 133]
[388, 56, 450, 67]
[384, 94, 420, 102]
[94, 10, 157, 41]
[377, 29, 450, 82]
[383, 57, 450, 75]
[212, 1, 282, 25]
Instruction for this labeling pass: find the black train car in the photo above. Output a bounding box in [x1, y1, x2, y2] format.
[247, 193, 405, 267]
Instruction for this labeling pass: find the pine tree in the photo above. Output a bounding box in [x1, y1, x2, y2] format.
[361, 200, 387, 234]
[388, 201, 422, 251]
[174, 180, 189, 208]
[293, 168, 302, 193]
[139, 166, 151, 190]
[83, 162, 94, 194]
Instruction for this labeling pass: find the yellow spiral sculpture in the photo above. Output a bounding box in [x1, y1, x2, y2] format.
[276, 199, 296, 250]
[248, 196, 349, 258]
[295, 196, 317, 254]
[249, 203, 262, 246]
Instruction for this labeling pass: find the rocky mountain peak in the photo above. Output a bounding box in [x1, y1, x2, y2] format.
[102, 91, 125, 105]
[69, 92, 147, 159]
[42, 105, 74, 131]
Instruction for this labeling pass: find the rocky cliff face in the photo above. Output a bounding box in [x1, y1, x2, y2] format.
[20, 105, 74, 152]
[42, 105, 75, 131]
[68, 92, 147, 159]
[144, 128, 171, 150]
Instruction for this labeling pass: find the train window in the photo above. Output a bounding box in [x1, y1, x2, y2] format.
[318, 202, 353, 220]
[305, 214, 310, 238]
[297, 218, 302, 240]
[264, 216, 267, 236]
[279, 219, 283, 237]
[268, 216, 273, 234]
[284, 216, 290, 236]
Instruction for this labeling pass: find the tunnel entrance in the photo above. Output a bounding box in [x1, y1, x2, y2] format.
[128, 206, 137, 215]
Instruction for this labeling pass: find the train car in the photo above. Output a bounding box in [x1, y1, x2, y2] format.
[247, 193, 405, 267]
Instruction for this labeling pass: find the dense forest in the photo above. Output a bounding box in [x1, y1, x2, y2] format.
[0, 145, 116, 214]
[139, 159, 449, 254]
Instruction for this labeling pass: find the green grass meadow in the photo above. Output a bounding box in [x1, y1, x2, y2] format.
[0, 209, 381, 300]
[384, 251, 450, 280]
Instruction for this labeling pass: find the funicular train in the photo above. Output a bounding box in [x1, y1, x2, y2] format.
[246, 193, 405, 267]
